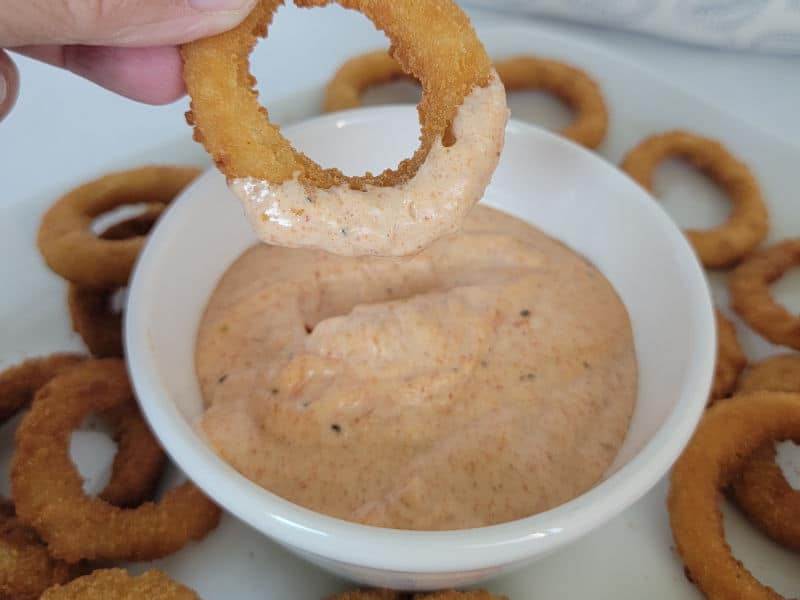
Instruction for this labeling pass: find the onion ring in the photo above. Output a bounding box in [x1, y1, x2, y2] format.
[40, 568, 200, 600]
[0, 353, 84, 423]
[668, 391, 800, 600]
[709, 308, 747, 404]
[67, 207, 164, 358]
[730, 240, 800, 350]
[37, 166, 200, 288]
[182, 0, 507, 256]
[323, 50, 414, 113]
[494, 56, 608, 149]
[730, 354, 800, 552]
[0, 499, 83, 600]
[0, 354, 165, 508]
[621, 131, 768, 269]
[11, 359, 220, 563]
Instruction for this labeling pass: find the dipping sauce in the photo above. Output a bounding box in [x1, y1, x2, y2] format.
[195, 205, 637, 530]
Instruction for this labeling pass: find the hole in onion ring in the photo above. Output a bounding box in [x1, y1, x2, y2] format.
[653, 159, 731, 231]
[506, 90, 573, 134]
[776, 441, 800, 489]
[109, 287, 128, 315]
[770, 266, 800, 314]
[70, 423, 117, 496]
[90, 203, 159, 235]
[248, 5, 424, 174]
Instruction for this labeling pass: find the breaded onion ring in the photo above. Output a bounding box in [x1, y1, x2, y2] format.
[709, 308, 747, 404]
[730, 240, 800, 350]
[0, 353, 84, 423]
[40, 568, 200, 600]
[323, 50, 414, 113]
[67, 207, 164, 358]
[37, 166, 200, 288]
[731, 354, 800, 552]
[0, 499, 83, 600]
[621, 131, 768, 269]
[668, 391, 800, 600]
[182, 0, 507, 256]
[11, 359, 220, 563]
[494, 56, 608, 149]
[0, 354, 163, 508]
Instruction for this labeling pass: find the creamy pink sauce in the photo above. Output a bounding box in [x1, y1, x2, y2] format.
[195, 206, 637, 530]
[230, 73, 508, 257]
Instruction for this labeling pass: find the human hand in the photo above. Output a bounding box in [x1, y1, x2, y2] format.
[0, 0, 257, 121]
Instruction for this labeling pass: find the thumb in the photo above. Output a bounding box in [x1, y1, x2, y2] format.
[1, 0, 257, 48]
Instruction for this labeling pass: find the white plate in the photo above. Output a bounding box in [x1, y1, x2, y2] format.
[1, 21, 799, 600]
[125, 107, 713, 589]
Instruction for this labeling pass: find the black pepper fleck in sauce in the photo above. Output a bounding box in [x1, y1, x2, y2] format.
[271, 388, 279, 395]
[331, 424, 342, 433]
[520, 309, 531, 317]
[218, 374, 228, 384]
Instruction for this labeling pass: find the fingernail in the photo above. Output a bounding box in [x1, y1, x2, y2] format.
[190, 0, 253, 11]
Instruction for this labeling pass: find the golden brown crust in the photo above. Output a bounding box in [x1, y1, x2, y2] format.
[621, 130, 768, 269]
[40, 568, 200, 599]
[730, 240, 800, 350]
[738, 354, 800, 395]
[323, 50, 413, 113]
[11, 359, 220, 563]
[494, 56, 608, 149]
[668, 392, 800, 600]
[37, 166, 200, 288]
[0, 499, 84, 600]
[181, 0, 492, 188]
[709, 308, 747, 404]
[0, 353, 85, 423]
[730, 353, 800, 552]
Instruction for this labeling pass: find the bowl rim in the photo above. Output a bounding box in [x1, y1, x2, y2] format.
[125, 105, 715, 573]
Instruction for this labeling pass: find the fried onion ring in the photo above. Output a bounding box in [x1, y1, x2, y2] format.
[0, 353, 84, 423]
[37, 166, 200, 288]
[494, 56, 608, 149]
[0, 499, 83, 600]
[730, 354, 800, 552]
[668, 391, 800, 600]
[11, 359, 220, 563]
[182, 1, 507, 256]
[67, 207, 164, 358]
[0, 354, 165, 508]
[621, 131, 768, 269]
[40, 568, 200, 600]
[323, 50, 414, 113]
[709, 308, 747, 404]
[730, 240, 800, 350]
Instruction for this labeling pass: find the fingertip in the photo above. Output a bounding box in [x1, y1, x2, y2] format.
[0, 50, 20, 122]
[63, 45, 187, 105]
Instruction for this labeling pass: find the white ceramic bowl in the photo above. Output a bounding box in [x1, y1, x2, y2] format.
[125, 106, 715, 591]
